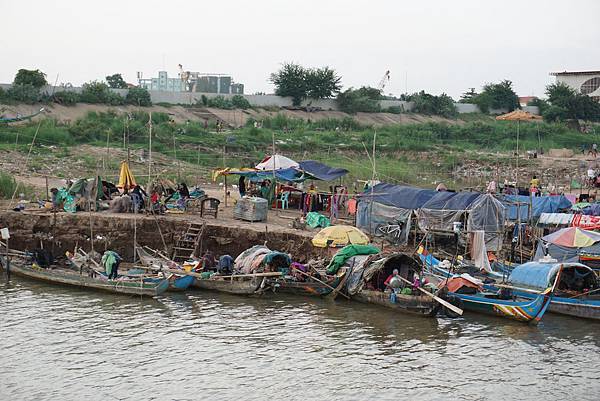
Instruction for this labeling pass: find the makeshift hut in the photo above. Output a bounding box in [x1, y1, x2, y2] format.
[356, 183, 437, 244]
[234, 245, 292, 274]
[416, 192, 506, 251]
[255, 154, 299, 170]
[345, 253, 421, 296]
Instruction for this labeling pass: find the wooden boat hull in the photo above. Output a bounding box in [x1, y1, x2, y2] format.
[270, 276, 341, 297]
[1, 258, 169, 297]
[171, 274, 195, 291]
[352, 289, 439, 317]
[192, 276, 265, 295]
[451, 291, 551, 324]
[502, 289, 600, 320]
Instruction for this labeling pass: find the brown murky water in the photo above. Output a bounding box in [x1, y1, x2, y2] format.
[1, 275, 599, 401]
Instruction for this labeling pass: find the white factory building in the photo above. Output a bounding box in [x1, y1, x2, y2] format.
[550, 70, 600, 102]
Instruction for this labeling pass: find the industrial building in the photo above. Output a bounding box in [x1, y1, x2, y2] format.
[138, 69, 244, 94]
[550, 70, 600, 102]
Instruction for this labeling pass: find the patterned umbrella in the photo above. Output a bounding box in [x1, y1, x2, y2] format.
[542, 227, 600, 248]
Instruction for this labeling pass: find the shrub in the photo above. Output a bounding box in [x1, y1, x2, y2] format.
[201, 94, 208, 106]
[231, 95, 251, 109]
[6, 84, 41, 104]
[385, 105, 403, 114]
[0, 172, 18, 199]
[408, 91, 458, 118]
[52, 91, 80, 105]
[126, 87, 152, 106]
[80, 81, 123, 105]
[207, 96, 234, 109]
[337, 87, 382, 114]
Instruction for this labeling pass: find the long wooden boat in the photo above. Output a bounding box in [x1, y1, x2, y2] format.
[345, 253, 440, 317]
[489, 261, 600, 320]
[352, 289, 439, 316]
[448, 289, 552, 324]
[191, 274, 272, 295]
[1, 256, 169, 297]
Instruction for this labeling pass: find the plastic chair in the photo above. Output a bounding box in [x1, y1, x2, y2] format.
[276, 191, 290, 209]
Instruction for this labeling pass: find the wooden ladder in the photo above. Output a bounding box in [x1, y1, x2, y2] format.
[172, 222, 204, 263]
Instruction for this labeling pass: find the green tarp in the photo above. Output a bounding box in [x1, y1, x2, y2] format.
[306, 212, 330, 229]
[326, 244, 380, 274]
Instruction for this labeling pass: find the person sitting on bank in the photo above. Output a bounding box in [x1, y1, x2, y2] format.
[238, 176, 246, 197]
[50, 188, 62, 211]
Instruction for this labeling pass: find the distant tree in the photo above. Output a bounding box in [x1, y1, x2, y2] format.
[52, 90, 80, 106]
[13, 69, 47, 88]
[545, 82, 576, 106]
[543, 82, 600, 122]
[459, 88, 478, 103]
[6, 84, 41, 104]
[473, 80, 519, 113]
[526, 97, 549, 115]
[80, 81, 124, 105]
[406, 91, 458, 118]
[305, 67, 342, 99]
[231, 95, 251, 109]
[125, 87, 152, 106]
[337, 87, 382, 114]
[270, 62, 308, 106]
[105, 73, 128, 89]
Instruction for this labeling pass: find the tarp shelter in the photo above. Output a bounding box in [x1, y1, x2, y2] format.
[297, 160, 349, 181]
[117, 161, 137, 191]
[68, 176, 102, 201]
[502, 195, 572, 221]
[356, 183, 437, 244]
[416, 193, 506, 251]
[255, 154, 299, 170]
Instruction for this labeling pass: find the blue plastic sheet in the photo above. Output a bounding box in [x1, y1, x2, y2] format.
[359, 183, 437, 209]
[502, 195, 573, 221]
[298, 160, 349, 181]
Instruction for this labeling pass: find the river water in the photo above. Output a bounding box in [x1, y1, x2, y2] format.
[1, 275, 599, 401]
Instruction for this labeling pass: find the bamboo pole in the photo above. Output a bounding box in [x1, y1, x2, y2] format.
[148, 112, 152, 188]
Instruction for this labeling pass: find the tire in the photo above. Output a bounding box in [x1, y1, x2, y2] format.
[443, 295, 463, 319]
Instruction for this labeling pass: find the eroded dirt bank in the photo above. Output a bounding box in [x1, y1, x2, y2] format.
[0, 211, 319, 262]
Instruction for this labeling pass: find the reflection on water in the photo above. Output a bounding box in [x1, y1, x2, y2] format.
[1, 275, 599, 401]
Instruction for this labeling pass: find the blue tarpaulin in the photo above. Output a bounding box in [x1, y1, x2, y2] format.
[234, 168, 304, 182]
[421, 191, 481, 210]
[502, 195, 573, 221]
[358, 183, 437, 209]
[298, 160, 349, 181]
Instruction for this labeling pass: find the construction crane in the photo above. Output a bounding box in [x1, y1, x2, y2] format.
[377, 70, 391, 92]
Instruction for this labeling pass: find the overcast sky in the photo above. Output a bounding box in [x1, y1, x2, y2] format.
[2, 0, 599, 99]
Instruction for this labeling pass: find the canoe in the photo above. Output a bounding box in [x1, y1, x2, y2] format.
[449, 289, 552, 324]
[1, 256, 169, 297]
[269, 272, 341, 297]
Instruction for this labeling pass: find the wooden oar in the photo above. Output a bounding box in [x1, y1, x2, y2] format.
[396, 275, 463, 316]
[293, 268, 351, 300]
[326, 269, 350, 300]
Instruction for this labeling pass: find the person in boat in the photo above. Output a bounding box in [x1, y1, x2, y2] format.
[200, 250, 218, 272]
[217, 255, 234, 275]
[101, 251, 122, 280]
[384, 269, 401, 290]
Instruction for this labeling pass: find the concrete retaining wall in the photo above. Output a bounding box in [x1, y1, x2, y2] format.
[0, 83, 540, 115]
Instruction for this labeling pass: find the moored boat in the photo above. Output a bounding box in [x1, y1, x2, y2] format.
[490, 261, 600, 320]
[135, 246, 195, 291]
[436, 275, 552, 324]
[345, 253, 441, 317]
[1, 254, 169, 297]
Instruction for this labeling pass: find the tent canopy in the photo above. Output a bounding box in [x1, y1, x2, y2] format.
[117, 161, 137, 190]
[421, 191, 481, 211]
[255, 154, 299, 170]
[298, 160, 348, 181]
[360, 183, 437, 210]
[502, 195, 572, 221]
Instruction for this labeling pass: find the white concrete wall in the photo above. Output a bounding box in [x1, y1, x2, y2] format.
[556, 74, 600, 97]
[0, 83, 541, 115]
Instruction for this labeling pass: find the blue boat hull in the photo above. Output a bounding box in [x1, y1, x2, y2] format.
[172, 275, 195, 290]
